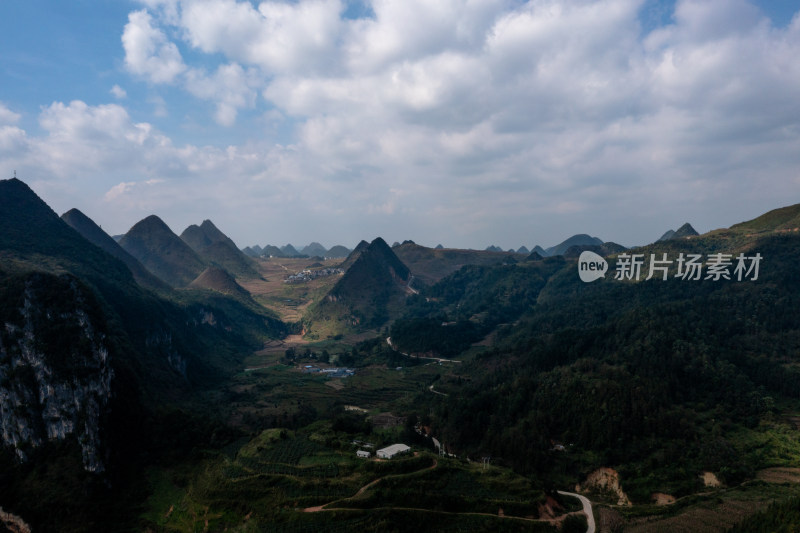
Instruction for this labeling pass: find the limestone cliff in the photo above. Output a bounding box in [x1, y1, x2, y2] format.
[0, 273, 113, 472]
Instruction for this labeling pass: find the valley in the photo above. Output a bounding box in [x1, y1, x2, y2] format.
[2, 177, 800, 532]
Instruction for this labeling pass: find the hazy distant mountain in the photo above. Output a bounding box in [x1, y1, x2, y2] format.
[517, 246, 530, 254]
[261, 245, 285, 257]
[301, 242, 328, 257]
[545, 234, 604, 257]
[485, 245, 503, 252]
[657, 229, 676, 241]
[658, 223, 699, 242]
[189, 266, 251, 298]
[563, 242, 628, 258]
[119, 215, 206, 287]
[180, 220, 260, 278]
[394, 242, 521, 285]
[280, 244, 302, 257]
[242, 245, 263, 257]
[61, 208, 168, 290]
[326, 245, 351, 258]
[435, 244, 444, 250]
[674, 223, 699, 238]
[532, 245, 547, 256]
[526, 251, 544, 261]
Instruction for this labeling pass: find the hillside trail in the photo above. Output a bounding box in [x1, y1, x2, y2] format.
[557, 491, 595, 533]
[303, 457, 438, 512]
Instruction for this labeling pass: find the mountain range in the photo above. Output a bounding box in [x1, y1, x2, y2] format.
[243, 242, 352, 258]
[3, 175, 800, 532]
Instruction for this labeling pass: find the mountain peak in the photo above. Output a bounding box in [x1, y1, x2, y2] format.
[674, 223, 699, 237]
[658, 223, 699, 242]
[180, 220, 258, 278]
[120, 215, 206, 287]
[61, 208, 168, 290]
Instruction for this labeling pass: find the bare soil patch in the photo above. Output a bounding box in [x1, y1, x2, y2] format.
[652, 492, 676, 505]
[576, 467, 631, 506]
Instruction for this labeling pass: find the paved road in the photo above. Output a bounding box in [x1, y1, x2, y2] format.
[386, 337, 462, 364]
[556, 491, 595, 533]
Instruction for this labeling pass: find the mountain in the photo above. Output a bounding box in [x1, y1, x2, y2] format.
[326, 245, 351, 258]
[189, 266, 251, 298]
[675, 222, 699, 238]
[261, 245, 285, 257]
[410, 208, 800, 509]
[338, 239, 370, 270]
[730, 203, 800, 233]
[280, 244, 302, 257]
[485, 245, 503, 252]
[658, 223, 699, 242]
[0, 179, 287, 531]
[544, 234, 604, 256]
[517, 246, 530, 254]
[180, 220, 260, 279]
[526, 251, 544, 261]
[300, 242, 328, 257]
[393, 242, 522, 285]
[435, 244, 444, 250]
[308, 238, 411, 334]
[562, 241, 628, 258]
[61, 208, 168, 290]
[657, 229, 676, 241]
[242, 245, 263, 257]
[119, 215, 207, 287]
[532, 245, 547, 256]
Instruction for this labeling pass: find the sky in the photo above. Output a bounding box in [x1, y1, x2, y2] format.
[1, 0, 799, 251]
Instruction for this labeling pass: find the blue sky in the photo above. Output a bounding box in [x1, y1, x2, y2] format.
[1, 0, 799, 250]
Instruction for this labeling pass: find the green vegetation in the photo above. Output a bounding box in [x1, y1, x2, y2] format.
[728, 495, 800, 532]
[4, 180, 800, 531]
[137, 426, 553, 532]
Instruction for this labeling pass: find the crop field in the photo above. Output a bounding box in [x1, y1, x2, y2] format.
[139, 427, 557, 532]
[237, 258, 343, 322]
[620, 481, 800, 532]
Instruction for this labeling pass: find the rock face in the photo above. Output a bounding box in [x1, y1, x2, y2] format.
[0, 273, 113, 472]
[576, 467, 631, 506]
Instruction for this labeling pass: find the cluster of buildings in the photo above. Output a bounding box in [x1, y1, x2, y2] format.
[284, 267, 343, 284]
[356, 443, 410, 460]
[302, 365, 355, 378]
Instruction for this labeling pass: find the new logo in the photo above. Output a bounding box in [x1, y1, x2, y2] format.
[578, 251, 608, 282]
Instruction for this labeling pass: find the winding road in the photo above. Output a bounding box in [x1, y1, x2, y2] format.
[386, 337, 462, 364]
[556, 491, 595, 533]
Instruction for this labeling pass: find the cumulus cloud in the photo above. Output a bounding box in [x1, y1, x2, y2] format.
[0, 103, 21, 125]
[9, 0, 800, 247]
[110, 85, 128, 99]
[122, 9, 186, 83]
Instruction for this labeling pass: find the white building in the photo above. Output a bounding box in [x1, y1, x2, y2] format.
[376, 443, 410, 459]
[357, 450, 371, 459]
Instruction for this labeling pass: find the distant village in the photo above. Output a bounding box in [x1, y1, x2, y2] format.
[284, 267, 344, 284]
[301, 365, 355, 378]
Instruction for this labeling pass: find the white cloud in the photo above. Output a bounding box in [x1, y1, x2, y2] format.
[8, 0, 800, 248]
[185, 63, 259, 126]
[0, 103, 21, 125]
[110, 85, 128, 99]
[122, 10, 186, 83]
[180, 0, 345, 74]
